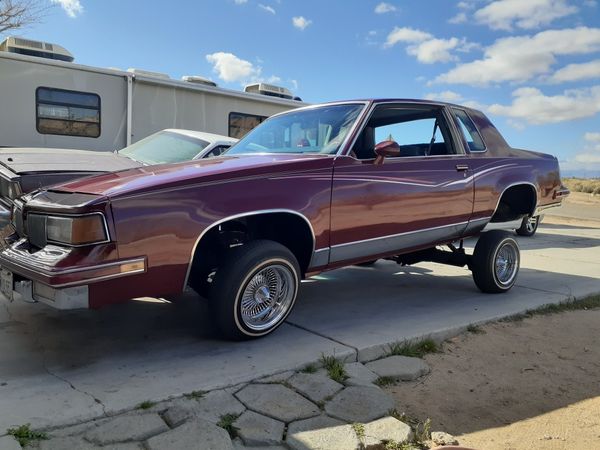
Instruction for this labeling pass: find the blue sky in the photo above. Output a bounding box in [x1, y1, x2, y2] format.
[16, 0, 600, 176]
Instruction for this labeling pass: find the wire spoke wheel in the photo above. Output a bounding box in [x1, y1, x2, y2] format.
[239, 264, 295, 331]
[494, 242, 519, 286]
[525, 216, 538, 233]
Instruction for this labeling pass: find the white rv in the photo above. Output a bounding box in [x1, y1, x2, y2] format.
[0, 37, 304, 151]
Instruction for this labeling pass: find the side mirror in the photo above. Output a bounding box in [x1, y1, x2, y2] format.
[374, 140, 401, 164]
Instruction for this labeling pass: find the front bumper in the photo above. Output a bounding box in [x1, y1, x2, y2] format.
[1, 277, 89, 310]
[0, 238, 146, 310]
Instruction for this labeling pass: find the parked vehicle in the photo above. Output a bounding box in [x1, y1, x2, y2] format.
[0, 129, 237, 226]
[0, 37, 302, 151]
[0, 100, 569, 340]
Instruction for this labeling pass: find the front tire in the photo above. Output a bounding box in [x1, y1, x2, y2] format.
[472, 230, 520, 293]
[515, 215, 539, 237]
[209, 240, 300, 340]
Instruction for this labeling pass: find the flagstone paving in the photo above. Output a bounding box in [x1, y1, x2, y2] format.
[14, 353, 433, 449]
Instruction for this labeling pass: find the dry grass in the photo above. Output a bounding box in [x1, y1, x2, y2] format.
[562, 177, 600, 195]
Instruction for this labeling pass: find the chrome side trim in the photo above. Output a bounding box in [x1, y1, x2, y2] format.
[329, 219, 474, 263]
[309, 247, 329, 268]
[534, 202, 562, 215]
[182, 209, 316, 290]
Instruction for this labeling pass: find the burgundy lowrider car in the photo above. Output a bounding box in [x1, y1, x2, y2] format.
[0, 100, 569, 339]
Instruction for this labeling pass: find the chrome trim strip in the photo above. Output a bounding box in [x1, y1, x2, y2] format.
[309, 247, 329, 268]
[534, 202, 562, 215]
[329, 219, 486, 263]
[4, 253, 147, 277]
[182, 209, 316, 290]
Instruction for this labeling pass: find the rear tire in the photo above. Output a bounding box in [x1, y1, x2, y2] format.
[209, 240, 300, 340]
[515, 215, 539, 237]
[472, 230, 520, 293]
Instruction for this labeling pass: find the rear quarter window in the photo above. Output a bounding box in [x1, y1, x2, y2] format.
[453, 108, 485, 152]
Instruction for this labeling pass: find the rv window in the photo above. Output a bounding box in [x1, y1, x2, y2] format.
[36, 87, 101, 138]
[229, 112, 267, 139]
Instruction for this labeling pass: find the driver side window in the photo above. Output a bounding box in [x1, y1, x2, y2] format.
[351, 106, 456, 159]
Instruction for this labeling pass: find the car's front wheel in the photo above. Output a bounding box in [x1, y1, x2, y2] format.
[471, 230, 520, 293]
[209, 240, 300, 340]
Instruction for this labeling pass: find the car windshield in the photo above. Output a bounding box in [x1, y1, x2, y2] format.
[226, 104, 365, 155]
[119, 131, 210, 165]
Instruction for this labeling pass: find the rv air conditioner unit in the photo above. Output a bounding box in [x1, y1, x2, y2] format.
[244, 83, 294, 100]
[181, 76, 217, 87]
[127, 68, 170, 79]
[0, 37, 74, 62]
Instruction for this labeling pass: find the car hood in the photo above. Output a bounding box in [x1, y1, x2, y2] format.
[50, 153, 333, 198]
[0, 148, 141, 175]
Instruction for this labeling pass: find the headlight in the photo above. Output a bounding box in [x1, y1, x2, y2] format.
[28, 213, 109, 247]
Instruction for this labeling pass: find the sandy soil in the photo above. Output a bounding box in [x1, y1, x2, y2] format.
[385, 309, 600, 450]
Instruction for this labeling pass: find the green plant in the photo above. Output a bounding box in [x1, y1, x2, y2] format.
[352, 422, 365, 444]
[501, 295, 600, 322]
[466, 324, 485, 334]
[387, 339, 438, 358]
[7, 424, 48, 447]
[137, 400, 156, 410]
[320, 354, 348, 383]
[183, 390, 205, 400]
[375, 376, 397, 387]
[217, 413, 240, 439]
[300, 363, 318, 374]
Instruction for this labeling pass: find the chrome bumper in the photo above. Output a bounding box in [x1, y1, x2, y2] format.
[0, 278, 89, 309]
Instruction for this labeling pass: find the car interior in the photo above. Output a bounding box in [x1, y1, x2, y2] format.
[350, 106, 457, 160]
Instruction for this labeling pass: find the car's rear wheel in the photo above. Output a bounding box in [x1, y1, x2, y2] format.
[209, 240, 300, 340]
[472, 230, 520, 293]
[515, 215, 539, 237]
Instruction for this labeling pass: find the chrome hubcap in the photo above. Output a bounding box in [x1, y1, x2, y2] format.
[495, 242, 518, 285]
[526, 216, 538, 233]
[240, 264, 295, 331]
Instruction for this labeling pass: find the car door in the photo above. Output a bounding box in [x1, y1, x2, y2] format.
[329, 103, 475, 264]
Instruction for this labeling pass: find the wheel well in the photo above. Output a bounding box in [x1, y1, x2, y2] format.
[491, 184, 537, 223]
[188, 212, 314, 288]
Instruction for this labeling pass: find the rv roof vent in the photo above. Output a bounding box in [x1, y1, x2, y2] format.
[0, 36, 74, 62]
[181, 75, 217, 87]
[244, 83, 294, 100]
[127, 68, 170, 79]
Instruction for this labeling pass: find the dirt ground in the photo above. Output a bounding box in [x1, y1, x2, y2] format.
[385, 309, 600, 450]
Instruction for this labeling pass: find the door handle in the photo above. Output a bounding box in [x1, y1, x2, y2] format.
[455, 164, 469, 172]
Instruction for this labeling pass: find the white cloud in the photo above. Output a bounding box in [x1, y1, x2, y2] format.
[408, 37, 465, 64]
[375, 2, 397, 14]
[258, 4, 275, 14]
[206, 52, 261, 83]
[51, 0, 83, 18]
[292, 16, 312, 30]
[385, 27, 433, 47]
[234, 0, 247, 4]
[435, 27, 600, 85]
[474, 0, 577, 30]
[385, 27, 475, 64]
[488, 86, 600, 125]
[584, 0, 597, 6]
[585, 132, 600, 142]
[449, 12, 467, 24]
[425, 90, 464, 102]
[549, 59, 600, 83]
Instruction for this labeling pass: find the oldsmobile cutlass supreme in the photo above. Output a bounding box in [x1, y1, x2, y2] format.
[0, 100, 569, 339]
